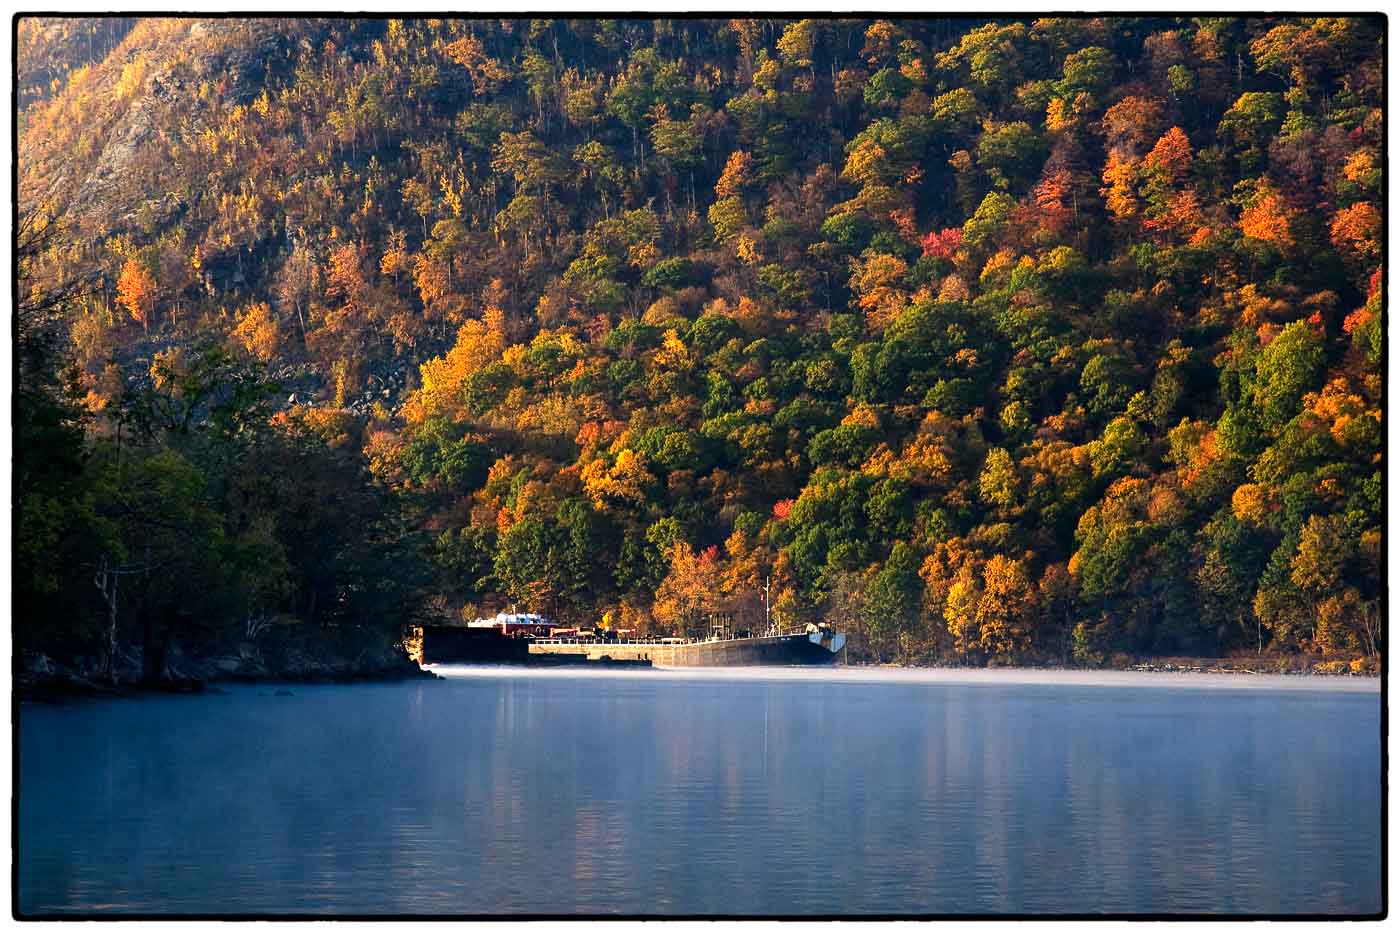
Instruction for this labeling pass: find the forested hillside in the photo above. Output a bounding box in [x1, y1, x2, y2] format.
[16, 16, 1384, 672]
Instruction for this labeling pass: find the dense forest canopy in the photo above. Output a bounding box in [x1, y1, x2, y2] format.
[15, 16, 1384, 672]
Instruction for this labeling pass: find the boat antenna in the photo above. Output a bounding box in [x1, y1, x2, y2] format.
[763, 576, 772, 635]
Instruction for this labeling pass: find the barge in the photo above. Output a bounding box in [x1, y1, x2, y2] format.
[419, 614, 846, 669]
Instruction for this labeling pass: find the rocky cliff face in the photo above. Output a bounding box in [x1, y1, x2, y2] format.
[17, 17, 138, 110]
[21, 19, 304, 226]
[20, 17, 357, 404]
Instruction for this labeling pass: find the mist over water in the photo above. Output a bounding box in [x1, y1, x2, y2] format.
[431, 662, 1381, 691]
[18, 669, 1381, 915]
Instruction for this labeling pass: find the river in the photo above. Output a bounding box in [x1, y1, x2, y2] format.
[17, 666, 1382, 916]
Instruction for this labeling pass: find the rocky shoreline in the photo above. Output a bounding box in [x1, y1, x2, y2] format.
[16, 637, 437, 703]
[1120, 655, 1380, 677]
[1123, 662, 1379, 677]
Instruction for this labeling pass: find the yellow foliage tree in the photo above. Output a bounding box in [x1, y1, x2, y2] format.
[977, 554, 1034, 657]
[735, 233, 761, 265]
[1100, 150, 1139, 221]
[231, 301, 280, 362]
[841, 137, 889, 186]
[379, 229, 409, 282]
[443, 35, 511, 96]
[653, 541, 726, 638]
[415, 306, 507, 419]
[581, 448, 652, 510]
[652, 328, 692, 372]
[943, 563, 981, 656]
[1232, 481, 1276, 526]
[714, 150, 754, 199]
[849, 252, 909, 331]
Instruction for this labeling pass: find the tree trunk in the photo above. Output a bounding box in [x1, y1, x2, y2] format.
[95, 556, 120, 684]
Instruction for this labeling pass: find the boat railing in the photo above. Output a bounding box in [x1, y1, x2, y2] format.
[530, 637, 689, 646]
[529, 633, 780, 646]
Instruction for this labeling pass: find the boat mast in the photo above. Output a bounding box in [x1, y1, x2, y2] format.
[763, 576, 772, 635]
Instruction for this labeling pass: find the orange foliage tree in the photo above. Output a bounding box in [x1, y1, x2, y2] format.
[116, 259, 157, 334]
[1239, 182, 1295, 250]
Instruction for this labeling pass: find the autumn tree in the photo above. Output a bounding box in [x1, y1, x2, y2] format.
[653, 541, 726, 638]
[230, 301, 281, 362]
[117, 259, 157, 334]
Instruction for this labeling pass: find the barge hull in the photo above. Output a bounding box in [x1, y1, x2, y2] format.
[419, 627, 653, 668]
[421, 626, 531, 664]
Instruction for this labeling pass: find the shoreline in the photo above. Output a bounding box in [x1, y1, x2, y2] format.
[18, 653, 1378, 703]
[864, 657, 1380, 678]
[15, 663, 439, 704]
[845, 664, 1382, 691]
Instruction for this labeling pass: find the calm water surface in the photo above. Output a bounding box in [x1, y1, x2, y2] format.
[18, 667, 1381, 916]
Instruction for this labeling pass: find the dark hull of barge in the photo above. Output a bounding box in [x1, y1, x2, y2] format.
[419, 626, 652, 667]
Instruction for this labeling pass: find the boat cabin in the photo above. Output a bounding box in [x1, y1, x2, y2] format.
[468, 612, 555, 638]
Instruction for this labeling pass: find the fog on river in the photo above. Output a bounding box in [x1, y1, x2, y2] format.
[18, 667, 1381, 916]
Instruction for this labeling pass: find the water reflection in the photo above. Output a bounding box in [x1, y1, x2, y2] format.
[18, 671, 1381, 916]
